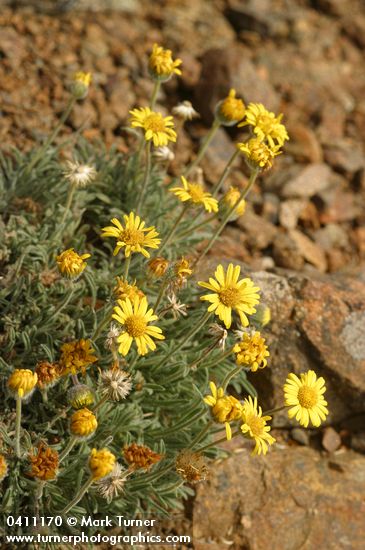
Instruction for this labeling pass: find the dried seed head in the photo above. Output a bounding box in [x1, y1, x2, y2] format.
[172, 101, 199, 121]
[208, 323, 228, 350]
[96, 462, 128, 503]
[175, 450, 208, 483]
[99, 368, 132, 402]
[63, 161, 97, 187]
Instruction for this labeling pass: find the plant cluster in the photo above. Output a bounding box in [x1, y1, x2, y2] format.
[0, 45, 328, 535]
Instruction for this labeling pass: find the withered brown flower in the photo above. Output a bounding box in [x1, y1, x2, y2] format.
[123, 443, 163, 471]
[28, 443, 59, 481]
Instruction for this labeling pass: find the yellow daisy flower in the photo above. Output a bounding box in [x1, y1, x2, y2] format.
[56, 248, 91, 279]
[238, 102, 289, 147]
[240, 396, 276, 455]
[237, 138, 281, 171]
[102, 212, 161, 258]
[170, 176, 218, 213]
[216, 88, 245, 126]
[129, 107, 177, 147]
[284, 370, 329, 428]
[233, 331, 269, 372]
[112, 295, 165, 356]
[204, 381, 243, 440]
[148, 43, 182, 81]
[199, 264, 260, 329]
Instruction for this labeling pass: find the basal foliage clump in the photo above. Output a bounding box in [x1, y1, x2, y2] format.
[0, 46, 328, 536]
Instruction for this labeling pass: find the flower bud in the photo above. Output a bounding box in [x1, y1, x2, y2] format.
[8, 369, 38, 399]
[215, 89, 245, 126]
[67, 384, 95, 409]
[148, 257, 169, 278]
[70, 408, 97, 438]
[70, 71, 92, 100]
[89, 448, 116, 480]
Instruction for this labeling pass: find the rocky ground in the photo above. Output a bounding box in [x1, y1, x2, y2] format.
[1, 0, 365, 548]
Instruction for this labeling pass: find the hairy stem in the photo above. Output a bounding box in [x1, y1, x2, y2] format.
[159, 204, 188, 253]
[184, 118, 220, 178]
[193, 169, 259, 267]
[59, 436, 77, 464]
[136, 141, 151, 214]
[155, 310, 212, 370]
[150, 81, 161, 109]
[60, 476, 94, 515]
[212, 149, 240, 197]
[222, 365, 243, 392]
[15, 395, 22, 458]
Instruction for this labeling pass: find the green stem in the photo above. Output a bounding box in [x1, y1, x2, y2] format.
[155, 310, 212, 370]
[189, 419, 214, 449]
[124, 256, 131, 280]
[129, 462, 173, 490]
[212, 149, 240, 197]
[92, 306, 113, 341]
[136, 141, 151, 214]
[59, 436, 77, 463]
[60, 476, 94, 515]
[203, 346, 234, 369]
[197, 430, 240, 453]
[222, 365, 243, 392]
[26, 97, 76, 175]
[193, 169, 259, 268]
[184, 118, 220, 178]
[92, 394, 108, 413]
[15, 395, 22, 458]
[128, 354, 139, 371]
[154, 276, 169, 312]
[49, 287, 75, 322]
[186, 340, 219, 369]
[263, 405, 287, 416]
[59, 182, 77, 228]
[175, 213, 217, 240]
[150, 408, 204, 438]
[150, 81, 161, 109]
[159, 204, 188, 253]
[38, 407, 70, 439]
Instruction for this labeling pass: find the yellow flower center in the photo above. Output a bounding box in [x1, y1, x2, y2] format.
[257, 113, 274, 133]
[188, 183, 205, 203]
[219, 287, 241, 307]
[297, 386, 318, 408]
[125, 315, 147, 337]
[246, 414, 265, 437]
[121, 228, 145, 245]
[144, 113, 166, 133]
